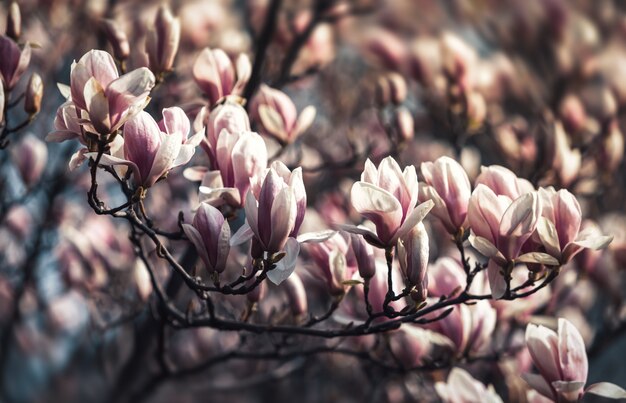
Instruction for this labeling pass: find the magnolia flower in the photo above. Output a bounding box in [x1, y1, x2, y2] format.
[305, 232, 357, 296]
[192, 130, 267, 207]
[524, 318, 626, 402]
[468, 184, 555, 298]
[348, 233, 376, 279]
[68, 50, 155, 136]
[193, 48, 251, 106]
[249, 84, 316, 144]
[96, 108, 202, 188]
[537, 188, 612, 265]
[419, 156, 471, 235]
[0, 35, 31, 90]
[230, 163, 307, 285]
[199, 101, 251, 168]
[435, 368, 503, 403]
[342, 157, 434, 248]
[397, 222, 429, 301]
[182, 203, 230, 274]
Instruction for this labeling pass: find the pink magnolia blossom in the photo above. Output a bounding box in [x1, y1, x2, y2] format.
[193, 48, 251, 106]
[0, 35, 31, 89]
[435, 367, 503, 403]
[96, 107, 202, 188]
[524, 318, 589, 402]
[68, 50, 155, 135]
[305, 232, 357, 296]
[193, 129, 267, 207]
[419, 156, 471, 235]
[182, 203, 230, 274]
[537, 187, 612, 265]
[198, 101, 251, 168]
[249, 84, 316, 144]
[468, 184, 553, 298]
[342, 157, 434, 248]
[230, 163, 307, 285]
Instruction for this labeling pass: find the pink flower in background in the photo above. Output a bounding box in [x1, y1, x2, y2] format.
[305, 232, 357, 296]
[96, 108, 201, 188]
[68, 50, 155, 135]
[342, 157, 434, 248]
[11, 134, 47, 187]
[436, 367, 503, 403]
[193, 48, 251, 106]
[419, 156, 471, 235]
[182, 202, 230, 274]
[0, 35, 31, 89]
[249, 84, 316, 144]
[524, 318, 626, 402]
[537, 187, 612, 264]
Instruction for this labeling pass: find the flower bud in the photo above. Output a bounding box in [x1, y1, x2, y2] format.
[6, 2, 21, 41]
[11, 134, 47, 187]
[24, 73, 43, 115]
[101, 19, 130, 61]
[146, 5, 181, 75]
[393, 107, 414, 142]
[284, 273, 308, 316]
[181, 203, 231, 274]
[349, 233, 376, 279]
[397, 222, 429, 301]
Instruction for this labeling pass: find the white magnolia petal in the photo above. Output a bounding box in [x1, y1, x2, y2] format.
[394, 200, 435, 243]
[229, 222, 254, 246]
[537, 216, 561, 258]
[516, 252, 560, 266]
[584, 382, 626, 400]
[267, 237, 300, 285]
[297, 230, 336, 243]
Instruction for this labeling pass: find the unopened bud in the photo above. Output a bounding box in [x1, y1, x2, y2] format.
[394, 106, 414, 142]
[6, 2, 21, 41]
[349, 233, 376, 279]
[24, 73, 43, 115]
[146, 5, 181, 75]
[284, 274, 308, 316]
[101, 19, 130, 60]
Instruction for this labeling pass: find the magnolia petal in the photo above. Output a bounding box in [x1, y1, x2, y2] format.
[84, 77, 110, 134]
[537, 216, 562, 259]
[522, 373, 555, 401]
[584, 382, 626, 400]
[558, 318, 588, 384]
[487, 260, 507, 299]
[267, 187, 297, 252]
[334, 224, 383, 248]
[145, 131, 183, 186]
[198, 186, 241, 207]
[552, 381, 585, 402]
[297, 230, 336, 243]
[230, 222, 254, 246]
[258, 104, 287, 140]
[526, 323, 561, 383]
[469, 234, 500, 259]
[516, 252, 559, 266]
[215, 221, 231, 273]
[293, 105, 316, 137]
[499, 192, 540, 237]
[244, 191, 260, 243]
[182, 223, 213, 272]
[267, 237, 300, 285]
[183, 166, 209, 182]
[69, 148, 89, 170]
[233, 53, 251, 95]
[394, 200, 435, 243]
[57, 83, 71, 99]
